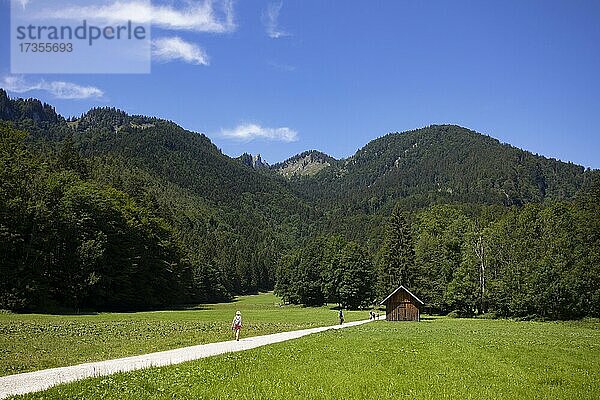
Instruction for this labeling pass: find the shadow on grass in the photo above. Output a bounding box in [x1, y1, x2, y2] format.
[178, 304, 216, 311]
[9, 292, 280, 315]
[9, 303, 221, 315]
[9, 308, 100, 316]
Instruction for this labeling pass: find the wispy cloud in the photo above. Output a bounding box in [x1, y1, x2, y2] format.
[38, 0, 236, 33]
[221, 123, 298, 142]
[16, 0, 30, 8]
[262, 1, 290, 39]
[268, 61, 296, 72]
[152, 37, 209, 65]
[2, 75, 104, 100]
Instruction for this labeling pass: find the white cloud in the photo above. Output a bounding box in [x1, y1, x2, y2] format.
[38, 0, 236, 33]
[262, 1, 290, 39]
[16, 0, 30, 8]
[221, 123, 298, 142]
[26, 1, 236, 66]
[153, 37, 209, 65]
[2, 75, 104, 100]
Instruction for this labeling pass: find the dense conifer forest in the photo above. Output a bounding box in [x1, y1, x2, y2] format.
[1, 89, 598, 318]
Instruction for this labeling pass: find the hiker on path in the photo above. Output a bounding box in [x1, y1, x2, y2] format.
[231, 310, 242, 341]
[339, 308, 344, 325]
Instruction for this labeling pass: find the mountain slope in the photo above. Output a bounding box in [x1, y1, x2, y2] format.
[0, 92, 319, 308]
[62, 108, 293, 205]
[288, 125, 586, 212]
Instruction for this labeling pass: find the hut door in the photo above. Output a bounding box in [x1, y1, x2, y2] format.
[397, 303, 406, 320]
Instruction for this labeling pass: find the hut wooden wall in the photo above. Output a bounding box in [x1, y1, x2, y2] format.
[385, 289, 420, 321]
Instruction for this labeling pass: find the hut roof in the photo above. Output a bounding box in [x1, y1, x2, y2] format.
[379, 285, 424, 306]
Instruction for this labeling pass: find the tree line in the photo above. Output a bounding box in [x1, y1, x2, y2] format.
[275, 236, 376, 309]
[0, 123, 297, 311]
[279, 178, 600, 319]
[0, 123, 195, 311]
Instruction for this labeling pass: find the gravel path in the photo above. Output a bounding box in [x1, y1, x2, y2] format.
[0, 317, 380, 399]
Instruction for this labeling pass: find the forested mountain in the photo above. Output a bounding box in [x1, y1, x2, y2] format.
[273, 128, 597, 319]
[280, 125, 589, 247]
[288, 125, 586, 211]
[1, 89, 598, 318]
[0, 90, 318, 311]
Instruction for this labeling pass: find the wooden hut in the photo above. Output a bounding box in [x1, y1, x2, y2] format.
[380, 285, 424, 321]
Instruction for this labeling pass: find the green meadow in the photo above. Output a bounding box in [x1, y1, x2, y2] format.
[0, 293, 365, 377]
[12, 316, 600, 400]
[4, 293, 600, 399]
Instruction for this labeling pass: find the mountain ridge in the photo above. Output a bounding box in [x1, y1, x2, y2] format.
[1, 88, 591, 176]
[1, 89, 591, 213]
[287, 124, 587, 210]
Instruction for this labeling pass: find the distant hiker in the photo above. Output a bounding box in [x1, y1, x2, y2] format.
[376, 312, 380, 320]
[339, 309, 344, 325]
[232, 310, 242, 341]
[369, 311, 374, 320]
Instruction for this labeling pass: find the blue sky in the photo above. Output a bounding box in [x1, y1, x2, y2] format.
[1, 0, 599, 168]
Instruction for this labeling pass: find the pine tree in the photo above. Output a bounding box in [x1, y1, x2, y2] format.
[377, 204, 415, 298]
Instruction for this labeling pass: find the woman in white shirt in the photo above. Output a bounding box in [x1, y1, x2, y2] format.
[231, 310, 242, 341]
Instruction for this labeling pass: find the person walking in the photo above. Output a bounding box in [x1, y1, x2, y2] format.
[231, 310, 242, 341]
[338, 308, 344, 325]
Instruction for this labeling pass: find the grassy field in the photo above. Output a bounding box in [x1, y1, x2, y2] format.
[0, 293, 367, 377]
[11, 317, 600, 400]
